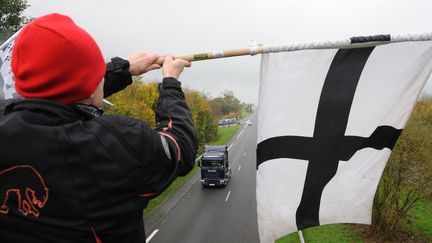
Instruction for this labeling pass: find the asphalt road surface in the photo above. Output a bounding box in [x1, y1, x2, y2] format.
[146, 116, 259, 243]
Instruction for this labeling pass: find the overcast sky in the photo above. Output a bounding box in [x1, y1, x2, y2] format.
[25, 0, 432, 104]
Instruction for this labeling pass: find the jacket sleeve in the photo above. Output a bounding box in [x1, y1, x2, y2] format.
[155, 77, 198, 176]
[103, 57, 132, 98]
[95, 77, 197, 198]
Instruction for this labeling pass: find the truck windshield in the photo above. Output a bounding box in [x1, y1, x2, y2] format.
[202, 160, 223, 168]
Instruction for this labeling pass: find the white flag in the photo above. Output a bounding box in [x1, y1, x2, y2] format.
[256, 38, 432, 242]
[0, 33, 20, 100]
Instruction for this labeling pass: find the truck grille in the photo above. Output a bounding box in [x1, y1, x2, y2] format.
[202, 170, 219, 179]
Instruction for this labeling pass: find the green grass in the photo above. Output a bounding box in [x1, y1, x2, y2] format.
[144, 124, 240, 216]
[144, 164, 199, 217]
[275, 199, 432, 243]
[409, 200, 432, 241]
[275, 198, 432, 243]
[276, 224, 363, 243]
[212, 125, 240, 145]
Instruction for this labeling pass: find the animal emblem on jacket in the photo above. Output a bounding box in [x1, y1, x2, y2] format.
[0, 165, 49, 217]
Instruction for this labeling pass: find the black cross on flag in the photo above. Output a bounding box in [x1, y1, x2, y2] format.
[256, 41, 432, 242]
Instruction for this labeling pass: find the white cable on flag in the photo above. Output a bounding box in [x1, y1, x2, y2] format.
[263, 39, 350, 53]
[154, 32, 432, 64]
[263, 32, 432, 53]
[391, 32, 432, 42]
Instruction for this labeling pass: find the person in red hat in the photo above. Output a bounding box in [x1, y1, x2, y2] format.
[0, 13, 197, 243]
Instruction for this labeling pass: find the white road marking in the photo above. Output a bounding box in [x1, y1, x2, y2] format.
[228, 143, 234, 151]
[146, 229, 159, 243]
[225, 191, 231, 202]
[237, 129, 245, 139]
[237, 165, 241, 171]
[228, 126, 247, 151]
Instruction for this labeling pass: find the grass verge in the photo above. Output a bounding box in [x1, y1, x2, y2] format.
[144, 124, 241, 217]
[276, 224, 363, 243]
[275, 198, 432, 243]
[409, 200, 432, 241]
[144, 165, 199, 217]
[212, 125, 240, 145]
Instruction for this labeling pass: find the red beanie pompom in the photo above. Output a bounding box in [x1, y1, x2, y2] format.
[11, 13, 106, 104]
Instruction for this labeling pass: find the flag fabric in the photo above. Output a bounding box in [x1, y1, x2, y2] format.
[0, 35, 20, 100]
[256, 38, 432, 242]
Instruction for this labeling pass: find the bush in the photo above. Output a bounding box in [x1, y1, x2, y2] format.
[106, 78, 218, 150]
[184, 89, 218, 153]
[106, 77, 158, 127]
[372, 98, 432, 238]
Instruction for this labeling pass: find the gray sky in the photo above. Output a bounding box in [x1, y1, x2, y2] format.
[25, 0, 432, 104]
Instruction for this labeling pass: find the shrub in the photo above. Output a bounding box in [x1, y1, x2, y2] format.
[106, 78, 218, 150]
[372, 98, 432, 238]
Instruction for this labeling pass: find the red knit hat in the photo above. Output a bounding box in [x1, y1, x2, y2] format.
[12, 13, 106, 104]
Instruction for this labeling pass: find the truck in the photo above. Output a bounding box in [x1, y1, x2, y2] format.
[199, 145, 232, 187]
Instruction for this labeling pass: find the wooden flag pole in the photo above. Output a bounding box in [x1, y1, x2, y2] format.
[155, 45, 264, 65]
[154, 32, 432, 65]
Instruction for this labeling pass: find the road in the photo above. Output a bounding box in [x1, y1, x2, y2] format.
[146, 116, 259, 243]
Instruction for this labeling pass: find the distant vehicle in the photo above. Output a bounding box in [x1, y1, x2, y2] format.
[246, 121, 253, 126]
[199, 145, 232, 187]
[218, 118, 237, 126]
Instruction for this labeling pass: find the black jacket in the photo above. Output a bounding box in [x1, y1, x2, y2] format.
[0, 61, 197, 242]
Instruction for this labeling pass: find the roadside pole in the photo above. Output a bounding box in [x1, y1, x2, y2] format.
[298, 230, 306, 243]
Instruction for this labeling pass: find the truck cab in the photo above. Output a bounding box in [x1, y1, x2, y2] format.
[199, 145, 232, 187]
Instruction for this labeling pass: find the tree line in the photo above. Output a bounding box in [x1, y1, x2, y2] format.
[105, 77, 249, 153]
[0, 0, 31, 43]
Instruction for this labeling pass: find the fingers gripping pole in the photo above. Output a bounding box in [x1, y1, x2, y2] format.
[155, 45, 264, 65]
